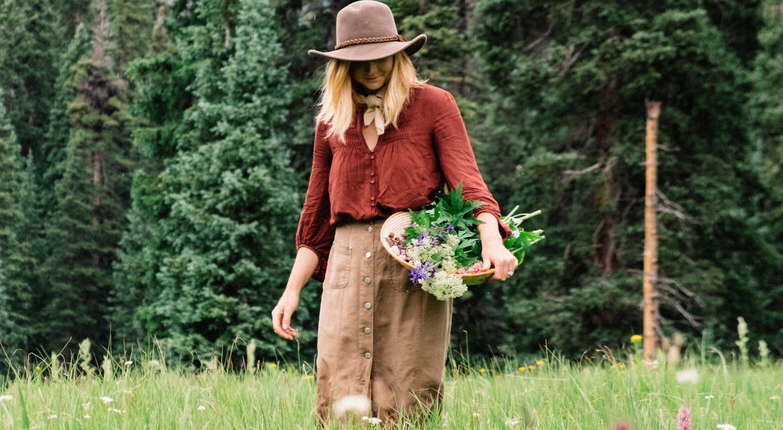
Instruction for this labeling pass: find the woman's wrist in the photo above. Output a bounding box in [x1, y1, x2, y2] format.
[476, 212, 503, 245]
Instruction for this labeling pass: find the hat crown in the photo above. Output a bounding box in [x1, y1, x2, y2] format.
[336, 1, 398, 47]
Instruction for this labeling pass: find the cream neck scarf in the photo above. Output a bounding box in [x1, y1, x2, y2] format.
[357, 89, 387, 136]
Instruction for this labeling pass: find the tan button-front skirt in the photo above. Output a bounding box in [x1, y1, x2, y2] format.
[315, 217, 453, 425]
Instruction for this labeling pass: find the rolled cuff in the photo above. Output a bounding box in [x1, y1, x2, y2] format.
[474, 206, 512, 240]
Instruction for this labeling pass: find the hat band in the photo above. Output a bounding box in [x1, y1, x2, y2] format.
[334, 34, 404, 50]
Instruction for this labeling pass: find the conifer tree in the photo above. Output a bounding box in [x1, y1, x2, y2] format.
[111, 3, 202, 343]
[0, 88, 32, 351]
[41, 2, 133, 352]
[751, 0, 783, 202]
[135, 0, 303, 362]
[41, 23, 94, 215]
[0, 0, 61, 159]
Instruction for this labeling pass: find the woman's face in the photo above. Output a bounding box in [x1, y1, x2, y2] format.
[349, 56, 394, 93]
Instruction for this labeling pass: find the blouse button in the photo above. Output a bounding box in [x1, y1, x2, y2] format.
[370, 179, 375, 184]
[370, 172, 376, 177]
[364, 327, 371, 335]
[370, 196, 375, 201]
[364, 352, 372, 359]
[365, 252, 372, 258]
[364, 302, 372, 309]
[370, 155, 375, 160]
[364, 277, 371, 284]
[366, 226, 373, 233]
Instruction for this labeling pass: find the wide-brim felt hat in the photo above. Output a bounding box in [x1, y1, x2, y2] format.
[308, 0, 426, 62]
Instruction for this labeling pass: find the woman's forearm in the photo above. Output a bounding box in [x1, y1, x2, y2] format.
[285, 247, 320, 293]
[477, 212, 503, 246]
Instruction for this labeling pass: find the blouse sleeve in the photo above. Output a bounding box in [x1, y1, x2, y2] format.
[296, 122, 336, 282]
[432, 90, 512, 239]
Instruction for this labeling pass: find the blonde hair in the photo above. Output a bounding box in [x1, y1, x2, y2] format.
[315, 51, 426, 142]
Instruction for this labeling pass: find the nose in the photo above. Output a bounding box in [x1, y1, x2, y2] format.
[363, 61, 378, 74]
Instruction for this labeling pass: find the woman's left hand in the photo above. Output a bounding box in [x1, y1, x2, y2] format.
[476, 212, 518, 281]
[480, 238, 518, 281]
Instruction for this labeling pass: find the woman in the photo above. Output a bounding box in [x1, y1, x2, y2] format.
[271, 0, 517, 425]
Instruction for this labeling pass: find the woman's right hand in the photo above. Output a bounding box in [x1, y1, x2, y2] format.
[272, 288, 300, 340]
[271, 246, 319, 340]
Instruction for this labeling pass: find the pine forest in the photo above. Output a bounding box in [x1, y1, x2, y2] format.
[0, 0, 781, 375]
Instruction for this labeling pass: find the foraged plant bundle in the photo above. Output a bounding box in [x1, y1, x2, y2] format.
[386, 183, 544, 300]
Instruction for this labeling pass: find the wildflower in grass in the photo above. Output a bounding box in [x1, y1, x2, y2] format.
[333, 395, 371, 418]
[0, 395, 12, 401]
[716, 425, 736, 430]
[676, 369, 699, 384]
[100, 396, 113, 404]
[771, 395, 780, 400]
[705, 395, 714, 399]
[536, 360, 545, 366]
[528, 365, 535, 370]
[84, 415, 91, 419]
[472, 412, 480, 418]
[108, 408, 125, 414]
[302, 374, 314, 380]
[613, 423, 631, 430]
[518, 366, 526, 372]
[676, 407, 692, 430]
[198, 405, 206, 411]
[506, 418, 520, 426]
[630, 334, 642, 343]
[267, 363, 277, 369]
[479, 368, 486, 373]
[48, 414, 57, 419]
[362, 416, 382, 425]
[124, 360, 133, 366]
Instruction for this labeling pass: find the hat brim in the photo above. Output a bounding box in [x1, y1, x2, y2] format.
[308, 34, 426, 62]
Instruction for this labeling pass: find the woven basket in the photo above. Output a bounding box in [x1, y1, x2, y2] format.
[380, 212, 495, 286]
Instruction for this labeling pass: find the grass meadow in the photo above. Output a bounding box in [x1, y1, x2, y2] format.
[0, 346, 781, 430]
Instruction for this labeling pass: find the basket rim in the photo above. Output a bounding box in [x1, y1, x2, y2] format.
[380, 211, 496, 280]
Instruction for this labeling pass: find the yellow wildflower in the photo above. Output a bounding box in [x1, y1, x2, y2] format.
[536, 360, 545, 366]
[630, 334, 642, 343]
[302, 374, 314, 380]
[479, 368, 486, 373]
[268, 363, 278, 369]
[528, 365, 536, 370]
[518, 366, 526, 372]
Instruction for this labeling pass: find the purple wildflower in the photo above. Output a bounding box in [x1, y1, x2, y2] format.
[676, 407, 691, 430]
[409, 262, 436, 284]
[446, 223, 454, 231]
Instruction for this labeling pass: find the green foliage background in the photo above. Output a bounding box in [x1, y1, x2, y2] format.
[0, 0, 781, 372]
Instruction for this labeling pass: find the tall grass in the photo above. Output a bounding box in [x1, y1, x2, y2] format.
[1, 346, 781, 429]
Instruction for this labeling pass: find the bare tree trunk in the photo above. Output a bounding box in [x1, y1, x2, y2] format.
[593, 83, 620, 276]
[643, 100, 661, 366]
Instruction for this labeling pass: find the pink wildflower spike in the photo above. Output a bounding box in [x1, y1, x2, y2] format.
[676, 407, 692, 430]
[456, 268, 466, 274]
[612, 422, 632, 430]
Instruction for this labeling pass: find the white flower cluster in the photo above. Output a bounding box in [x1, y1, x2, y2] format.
[421, 271, 467, 300]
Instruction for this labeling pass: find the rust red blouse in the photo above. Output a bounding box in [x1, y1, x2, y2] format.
[296, 84, 510, 282]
